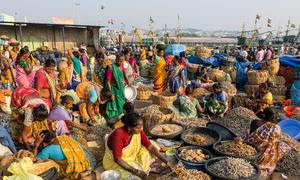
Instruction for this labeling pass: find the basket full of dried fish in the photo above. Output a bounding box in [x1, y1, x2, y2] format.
[213, 138, 260, 162]
[181, 127, 221, 148]
[149, 122, 184, 139]
[205, 157, 260, 180]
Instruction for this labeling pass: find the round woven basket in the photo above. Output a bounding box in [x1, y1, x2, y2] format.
[220, 65, 236, 82]
[247, 70, 269, 85]
[269, 85, 287, 96]
[193, 88, 210, 99]
[268, 75, 286, 86]
[221, 82, 237, 96]
[187, 64, 199, 73]
[261, 58, 280, 76]
[208, 68, 226, 82]
[137, 86, 152, 100]
[152, 91, 177, 108]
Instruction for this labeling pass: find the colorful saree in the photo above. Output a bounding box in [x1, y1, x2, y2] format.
[169, 65, 185, 93]
[34, 69, 57, 108]
[15, 65, 35, 88]
[106, 64, 125, 120]
[153, 56, 167, 92]
[245, 122, 291, 176]
[56, 135, 92, 179]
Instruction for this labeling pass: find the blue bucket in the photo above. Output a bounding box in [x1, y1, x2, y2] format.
[278, 119, 300, 140]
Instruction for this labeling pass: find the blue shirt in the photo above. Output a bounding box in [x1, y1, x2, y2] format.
[36, 145, 66, 161]
[214, 91, 227, 103]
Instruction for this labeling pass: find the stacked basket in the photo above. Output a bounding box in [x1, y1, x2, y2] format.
[261, 58, 280, 76]
[268, 75, 287, 102]
[246, 70, 269, 96]
[220, 65, 236, 82]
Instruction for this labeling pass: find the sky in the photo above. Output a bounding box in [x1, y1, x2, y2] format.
[1, 0, 300, 32]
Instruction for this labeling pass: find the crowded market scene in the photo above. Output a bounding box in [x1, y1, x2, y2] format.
[0, 0, 300, 180]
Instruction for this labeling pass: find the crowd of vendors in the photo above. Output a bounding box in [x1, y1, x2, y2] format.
[0, 33, 299, 180]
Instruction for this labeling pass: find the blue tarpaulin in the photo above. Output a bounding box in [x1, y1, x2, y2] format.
[165, 44, 186, 56]
[279, 56, 300, 69]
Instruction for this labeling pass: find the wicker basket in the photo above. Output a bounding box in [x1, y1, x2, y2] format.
[152, 91, 177, 108]
[208, 68, 226, 82]
[220, 82, 237, 96]
[245, 85, 260, 96]
[268, 75, 286, 86]
[196, 47, 211, 58]
[193, 88, 210, 99]
[220, 65, 236, 82]
[187, 63, 199, 73]
[137, 86, 152, 100]
[140, 105, 175, 134]
[247, 70, 269, 85]
[261, 58, 280, 76]
[216, 73, 232, 82]
[269, 85, 287, 96]
[273, 95, 286, 102]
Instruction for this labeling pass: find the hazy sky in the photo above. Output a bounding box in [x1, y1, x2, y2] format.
[1, 0, 300, 32]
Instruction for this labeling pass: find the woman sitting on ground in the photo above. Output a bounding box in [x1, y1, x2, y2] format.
[21, 105, 69, 150]
[103, 112, 172, 179]
[33, 130, 95, 179]
[246, 83, 273, 114]
[204, 83, 228, 117]
[245, 107, 291, 177]
[48, 95, 87, 131]
[177, 85, 203, 118]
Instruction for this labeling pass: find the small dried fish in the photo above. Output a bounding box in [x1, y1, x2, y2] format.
[216, 138, 257, 157]
[208, 158, 255, 179]
[185, 132, 215, 146]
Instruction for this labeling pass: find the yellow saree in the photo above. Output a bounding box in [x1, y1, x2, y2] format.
[56, 135, 91, 179]
[103, 133, 155, 179]
[153, 56, 167, 92]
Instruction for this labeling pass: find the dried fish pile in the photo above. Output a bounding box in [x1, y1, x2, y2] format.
[208, 158, 255, 179]
[72, 125, 112, 162]
[185, 132, 215, 146]
[215, 107, 258, 137]
[179, 149, 209, 163]
[151, 124, 183, 136]
[280, 133, 300, 153]
[173, 117, 209, 129]
[275, 134, 300, 176]
[176, 163, 211, 180]
[275, 149, 300, 176]
[216, 138, 257, 157]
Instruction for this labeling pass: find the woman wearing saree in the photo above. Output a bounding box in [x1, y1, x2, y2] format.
[33, 130, 94, 179]
[93, 52, 111, 87]
[103, 113, 172, 179]
[34, 59, 58, 109]
[0, 56, 15, 90]
[168, 55, 186, 94]
[48, 95, 87, 131]
[153, 49, 167, 92]
[105, 53, 127, 120]
[245, 107, 291, 176]
[177, 85, 203, 118]
[15, 49, 37, 88]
